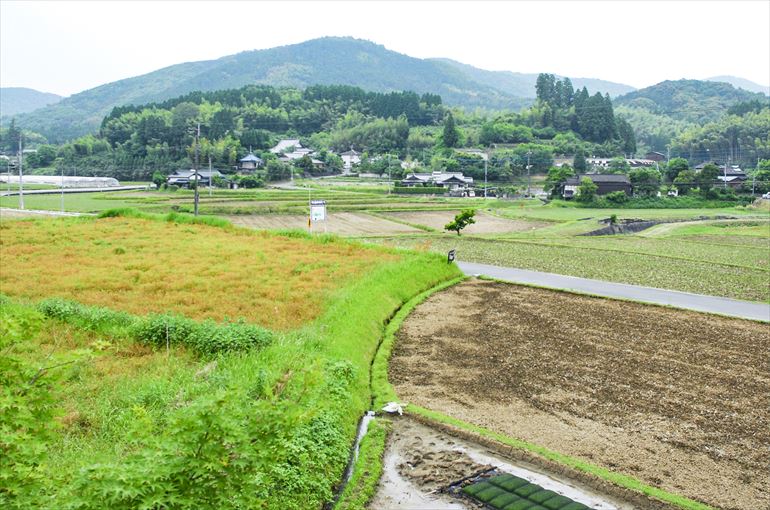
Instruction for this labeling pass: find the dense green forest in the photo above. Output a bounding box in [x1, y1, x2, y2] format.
[0, 76, 644, 183]
[2, 73, 767, 182]
[613, 79, 766, 123]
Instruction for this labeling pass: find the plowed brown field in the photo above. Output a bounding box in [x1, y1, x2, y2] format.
[390, 279, 770, 510]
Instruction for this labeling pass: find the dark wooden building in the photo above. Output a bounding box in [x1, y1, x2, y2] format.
[563, 174, 632, 198]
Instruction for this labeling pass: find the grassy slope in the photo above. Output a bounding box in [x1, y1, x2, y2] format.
[0, 212, 461, 509]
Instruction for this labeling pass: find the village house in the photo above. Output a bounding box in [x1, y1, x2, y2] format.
[166, 169, 223, 187]
[645, 151, 667, 162]
[401, 171, 474, 191]
[563, 174, 631, 199]
[694, 162, 748, 189]
[340, 149, 361, 172]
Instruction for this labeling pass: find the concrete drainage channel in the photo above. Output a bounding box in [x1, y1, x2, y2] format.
[369, 417, 632, 510]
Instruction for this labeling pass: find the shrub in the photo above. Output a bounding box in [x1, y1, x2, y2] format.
[605, 191, 629, 204]
[130, 314, 273, 355]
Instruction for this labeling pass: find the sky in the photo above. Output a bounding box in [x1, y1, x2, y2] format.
[1, 0, 769, 97]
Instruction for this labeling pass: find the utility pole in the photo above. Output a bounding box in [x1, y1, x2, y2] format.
[18, 136, 24, 210]
[752, 157, 758, 197]
[208, 156, 213, 197]
[526, 151, 532, 198]
[61, 161, 65, 212]
[723, 156, 728, 190]
[192, 122, 200, 216]
[484, 147, 488, 199]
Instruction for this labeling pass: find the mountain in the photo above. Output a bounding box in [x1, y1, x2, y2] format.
[706, 75, 770, 95]
[432, 59, 635, 98]
[0, 87, 62, 117]
[614, 79, 767, 124]
[7, 38, 538, 143]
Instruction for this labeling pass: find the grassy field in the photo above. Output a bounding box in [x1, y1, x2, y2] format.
[0, 211, 461, 509]
[1, 215, 391, 329]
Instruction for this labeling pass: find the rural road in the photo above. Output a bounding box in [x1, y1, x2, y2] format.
[457, 261, 770, 322]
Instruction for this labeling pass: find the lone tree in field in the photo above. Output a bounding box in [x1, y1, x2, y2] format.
[445, 209, 476, 236]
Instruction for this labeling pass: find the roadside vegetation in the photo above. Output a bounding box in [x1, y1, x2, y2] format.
[0, 211, 461, 509]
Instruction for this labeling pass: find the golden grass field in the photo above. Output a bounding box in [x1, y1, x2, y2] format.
[0, 217, 395, 329]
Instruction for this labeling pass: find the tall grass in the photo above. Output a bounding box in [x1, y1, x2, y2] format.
[1, 213, 462, 509]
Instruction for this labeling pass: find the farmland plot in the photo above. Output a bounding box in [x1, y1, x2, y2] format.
[390, 279, 770, 510]
[383, 210, 550, 234]
[227, 212, 421, 235]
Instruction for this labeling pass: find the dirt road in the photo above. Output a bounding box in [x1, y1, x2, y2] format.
[390, 279, 770, 510]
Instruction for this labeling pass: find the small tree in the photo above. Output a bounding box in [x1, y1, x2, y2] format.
[445, 209, 476, 236]
[441, 112, 460, 148]
[573, 150, 587, 172]
[629, 167, 661, 197]
[544, 165, 574, 198]
[696, 163, 720, 192]
[674, 169, 696, 195]
[666, 157, 689, 182]
[576, 177, 598, 203]
[151, 170, 165, 190]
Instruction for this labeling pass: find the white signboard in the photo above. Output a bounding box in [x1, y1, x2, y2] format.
[310, 200, 326, 222]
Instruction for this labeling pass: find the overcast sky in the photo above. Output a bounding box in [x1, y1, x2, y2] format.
[1, 0, 768, 97]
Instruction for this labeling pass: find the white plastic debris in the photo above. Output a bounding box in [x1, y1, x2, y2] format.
[381, 402, 406, 415]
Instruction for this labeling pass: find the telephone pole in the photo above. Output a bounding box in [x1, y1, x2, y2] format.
[526, 151, 532, 198]
[483, 147, 488, 199]
[18, 136, 24, 210]
[191, 123, 200, 216]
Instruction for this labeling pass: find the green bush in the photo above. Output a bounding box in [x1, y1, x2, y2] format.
[131, 314, 273, 355]
[37, 298, 133, 331]
[605, 191, 628, 204]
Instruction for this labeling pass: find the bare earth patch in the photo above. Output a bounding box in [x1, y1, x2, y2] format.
[390, 279, 770, 510]
[383, 210, 549, 234]
[227, 212, 420, 235]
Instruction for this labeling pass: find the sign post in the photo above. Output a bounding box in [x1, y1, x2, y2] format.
[309, 199, 326, 233]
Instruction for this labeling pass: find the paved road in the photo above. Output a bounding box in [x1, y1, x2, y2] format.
[457, 261, 770, 322]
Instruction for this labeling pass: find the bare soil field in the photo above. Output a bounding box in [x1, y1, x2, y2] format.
[383, 210, 550, 234]
[227, 212, 421, 235]
[390, 279, 770, 510]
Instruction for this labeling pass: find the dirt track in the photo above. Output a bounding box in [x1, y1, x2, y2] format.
[390, 279, 770, 510]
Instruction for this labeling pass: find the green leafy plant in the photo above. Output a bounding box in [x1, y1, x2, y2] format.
[444, 209, 476, 236]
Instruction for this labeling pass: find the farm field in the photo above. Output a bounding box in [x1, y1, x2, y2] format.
[0, 215, 393, 329]
[0, 211, 461, 509]
[389, 279, 770, 510]
[381, 210, 550, 234]
[369, 230, 770, 302]
[227, 212, 422, 235]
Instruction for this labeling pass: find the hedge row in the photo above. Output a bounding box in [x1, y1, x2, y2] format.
[36, 297, 272, 355]
[392, 186, 446, 195]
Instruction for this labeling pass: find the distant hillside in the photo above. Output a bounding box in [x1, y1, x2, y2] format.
[614, 79, 767, 123]
[432, 59, 635, 98]
[706, 75, 770, 95]
[7, 38, 536, 143]
[0, 87, 62, 117]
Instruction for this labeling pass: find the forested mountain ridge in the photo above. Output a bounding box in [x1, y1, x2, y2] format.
[614, 79, 767, 123]
[0, 87, 62, 117]
[706, 76, 769, 95]
[3, 38, 522, 143]
[4, 37, 633, 143]
[432, 59, 635, 98]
